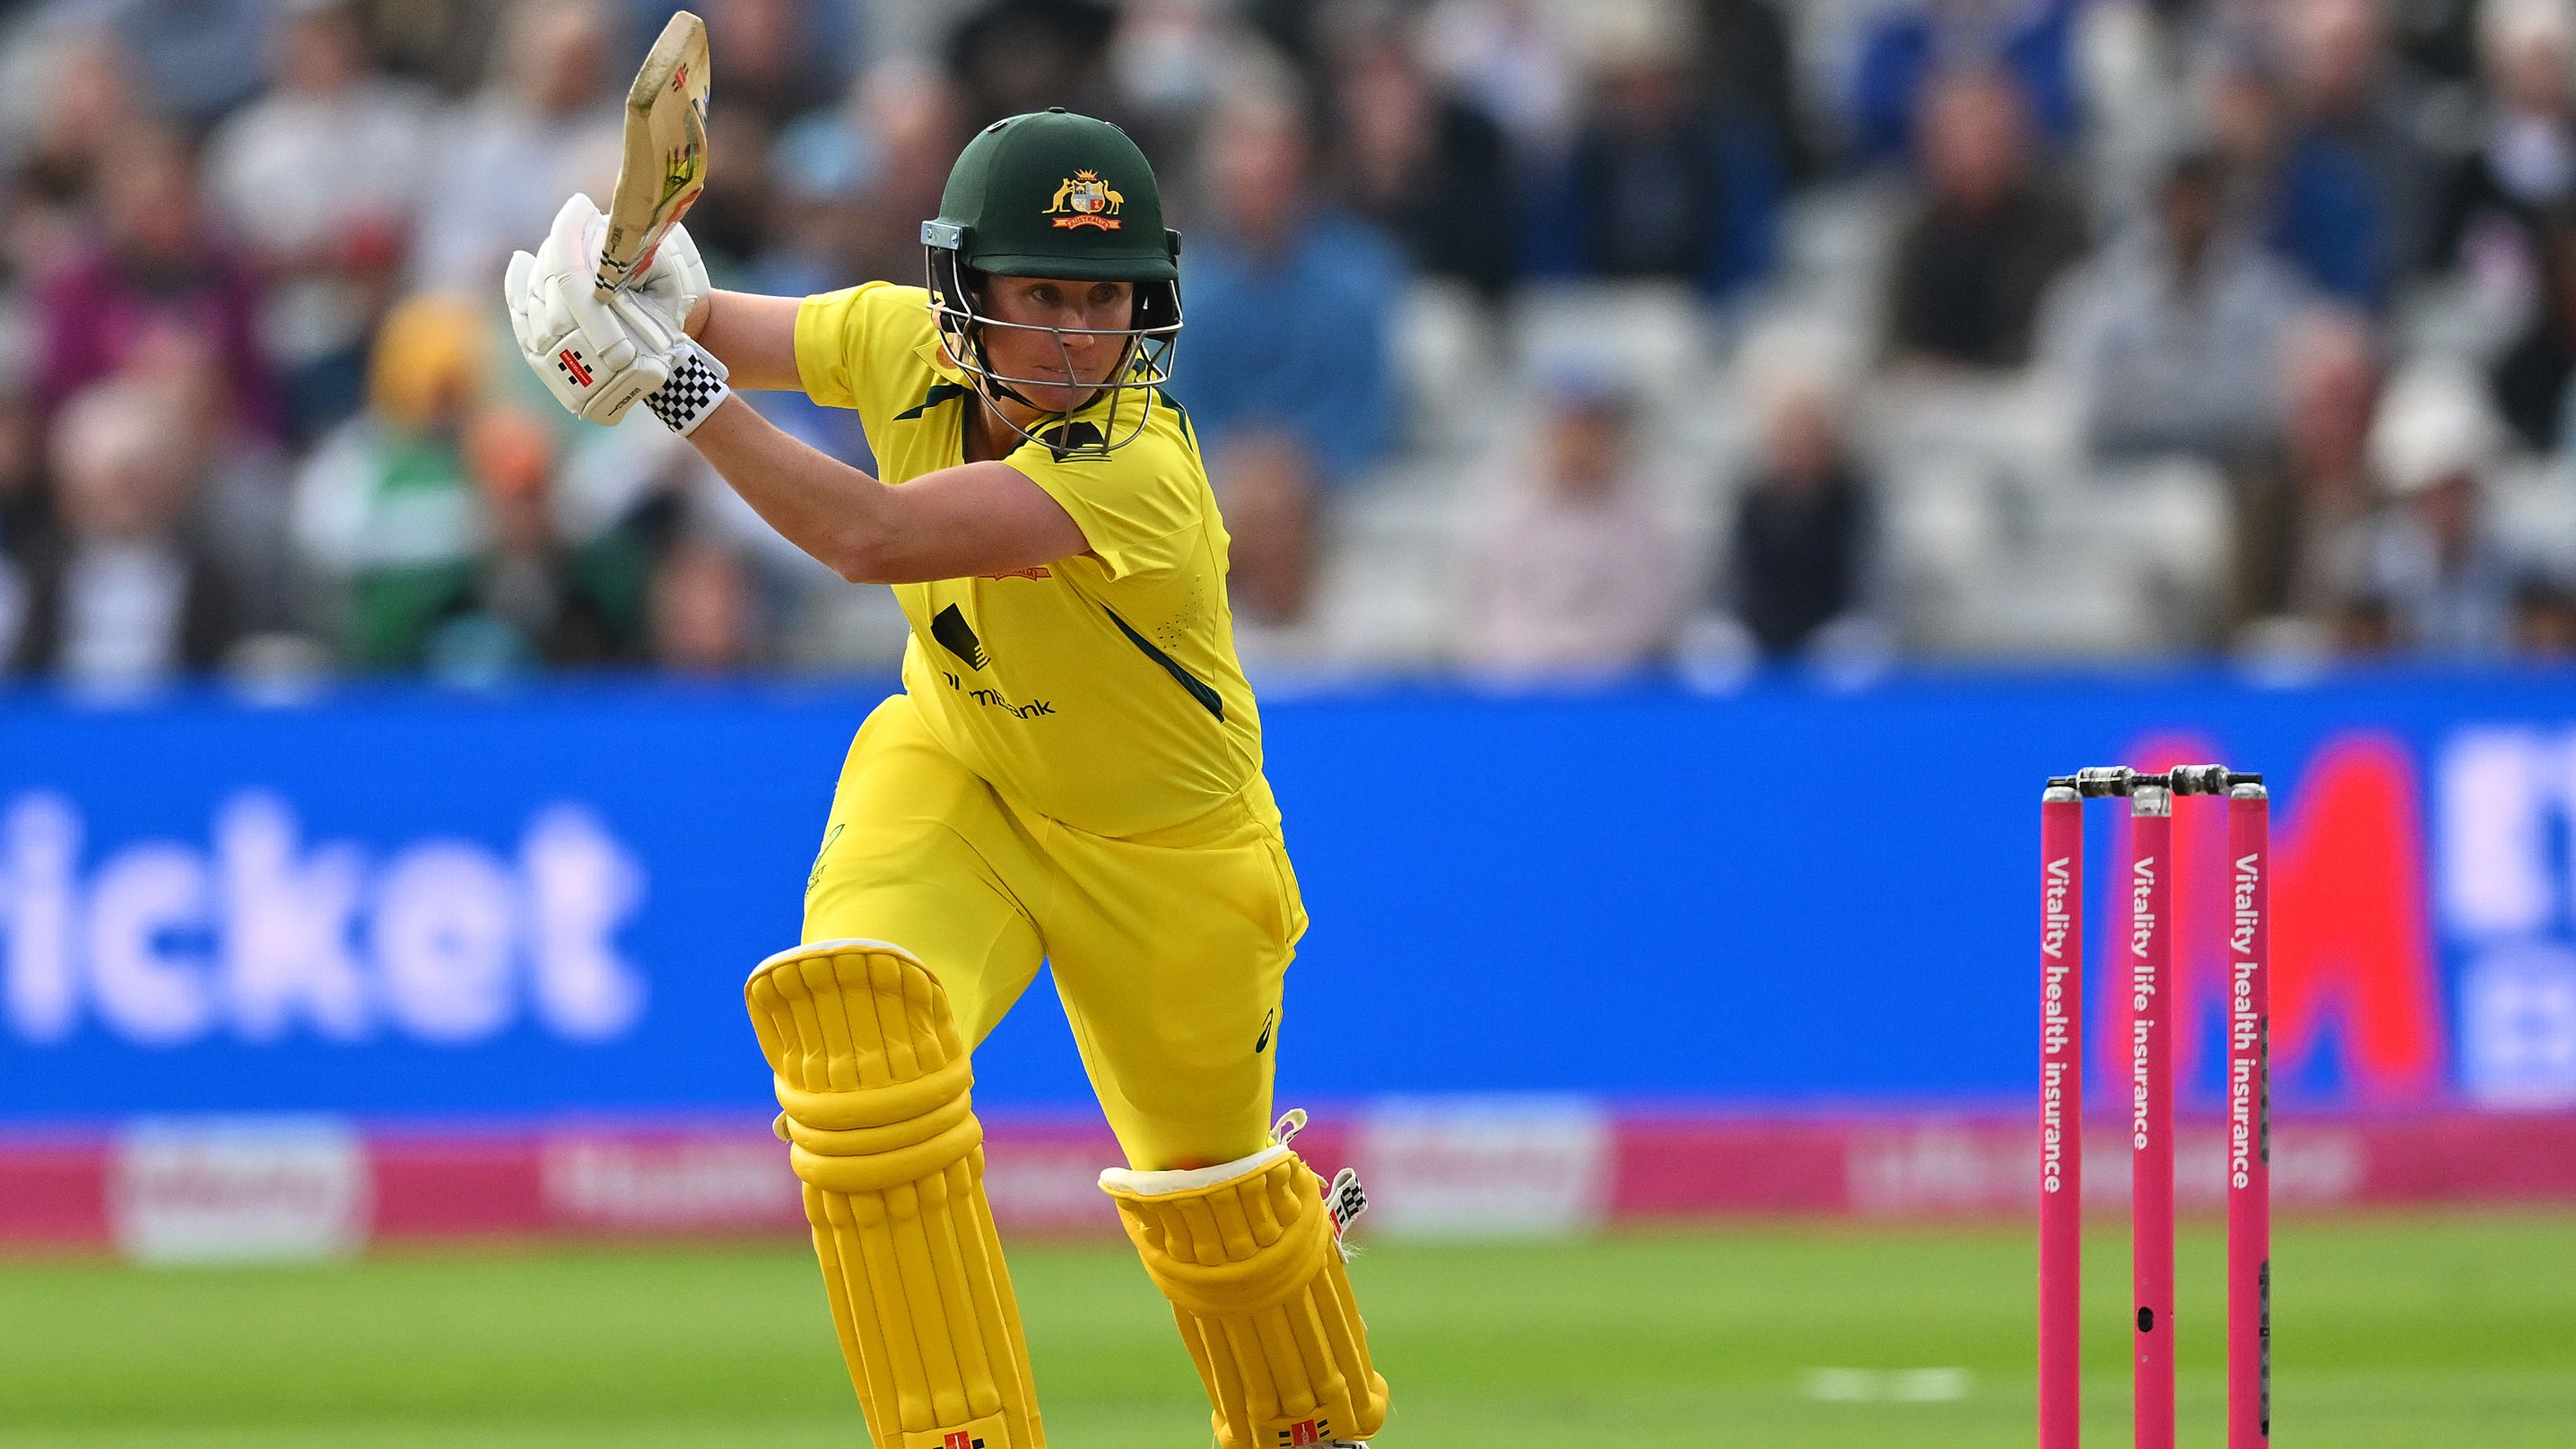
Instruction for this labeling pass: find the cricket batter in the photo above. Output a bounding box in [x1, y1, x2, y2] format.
[504, 108, 1387, 1448]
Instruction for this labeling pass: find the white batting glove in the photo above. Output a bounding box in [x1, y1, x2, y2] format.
[504, 196, 728, 434]
[631, 220, 710, 338]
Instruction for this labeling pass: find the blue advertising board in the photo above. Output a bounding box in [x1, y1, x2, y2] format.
[4, 671, 2574, 1123]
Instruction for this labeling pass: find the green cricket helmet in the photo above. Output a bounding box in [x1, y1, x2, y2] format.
[921, 108, 1183, 456]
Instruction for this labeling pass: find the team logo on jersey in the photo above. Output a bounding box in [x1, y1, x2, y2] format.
[1046, 169, 1124, 230]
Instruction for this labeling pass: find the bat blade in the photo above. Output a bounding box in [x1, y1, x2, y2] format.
[596, 10, 711, 295]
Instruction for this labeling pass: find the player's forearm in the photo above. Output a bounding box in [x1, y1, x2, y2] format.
[685, 396, 899, 581]
[686, 291, 804, 391]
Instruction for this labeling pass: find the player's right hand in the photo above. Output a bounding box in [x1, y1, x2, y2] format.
[504, 195, 674, 426]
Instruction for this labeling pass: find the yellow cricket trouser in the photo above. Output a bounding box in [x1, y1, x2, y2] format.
[802, 692, 1307, 1172]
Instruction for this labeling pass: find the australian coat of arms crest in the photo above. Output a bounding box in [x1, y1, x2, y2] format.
[1046, 169, 1124, 230]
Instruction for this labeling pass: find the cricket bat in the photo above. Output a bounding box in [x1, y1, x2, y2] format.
[595, 10, 711, 295]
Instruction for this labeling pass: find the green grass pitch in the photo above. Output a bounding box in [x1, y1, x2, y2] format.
[1, 1212, 2570, 1446]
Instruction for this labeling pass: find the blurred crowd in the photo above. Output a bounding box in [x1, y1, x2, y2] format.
[4, 0, 2576, 692]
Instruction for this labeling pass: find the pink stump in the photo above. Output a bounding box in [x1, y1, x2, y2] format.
[2227, 786, 2272, 1447]
[2039, 785, 2084, 1449]
[2130, 784, 2176, 1449]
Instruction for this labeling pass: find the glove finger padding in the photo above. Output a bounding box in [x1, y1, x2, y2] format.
[535, 193, 607, 295]
[635, 221, 711, 335]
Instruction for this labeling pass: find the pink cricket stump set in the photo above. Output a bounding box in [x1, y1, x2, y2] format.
[2039, 765, 2270, 1449]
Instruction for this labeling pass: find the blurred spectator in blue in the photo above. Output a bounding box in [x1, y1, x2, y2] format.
[2351, 359, 2535, 656]
[95, 0, 273, 128]
[8, 377, 246, 686]
[290, 293, 491, 669]
[35, 121, 284, 441]
[2231, 308, 2384, 637]
[2046, 145, 2310, 464]
[1848, 0, 2085, 166]
[2491, 208, 2576, 449]
[2262, 0, 2433, 310]
[206, 1, 431, 443]
[2424, 0, 2576, 298]
[411, 0, 621, 294]
[1883, 65, 2086, 371]
[1458, 371, 1684, 682]
[1335, 27, 1519, 304]
[1719, 349, 1882, 660]
[1520, 6, 1781, 301]
[1178, 89, 1403, 486]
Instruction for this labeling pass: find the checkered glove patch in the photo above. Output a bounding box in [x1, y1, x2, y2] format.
[646, 338, 729, 436]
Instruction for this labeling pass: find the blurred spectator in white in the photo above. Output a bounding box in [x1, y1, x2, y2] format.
[97, 0, 274, 128]
[1714, 348, 1882, 661]
[1333, 22, 1519, 304]
[1520, 2, 1781, 301]
[0, 24, 144, 280]
[9, 377, 245, 685]
[1458, 371, 1684, 681]
[409, 0, 620, 294]
[2261, 0, 2433, 311]
[34, 121, 284, 440]
[2232, 308, 2385, 638]
[652, 530, 763, 674]
[1883, 65, 2087, 371]
[1178, 88, 1403, 485]
[291, 293, 490, 669]
[2350, 359, 2536, 656]
[1849, 0, 2087, 166]
[206, 1, 431, 443]
[2046, 144, 2309, 464]
[2492, 208, 2576, 448]
[1212, 430, 1319, 637]
[2424, 0, 2576, 305]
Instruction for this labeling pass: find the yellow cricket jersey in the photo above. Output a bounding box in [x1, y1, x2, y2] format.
[793, 282, 1266, 838]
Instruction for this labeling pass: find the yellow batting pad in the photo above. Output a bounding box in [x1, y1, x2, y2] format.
[747, 940, 1041, 1449]
[1101, 1146, 1388, 1449]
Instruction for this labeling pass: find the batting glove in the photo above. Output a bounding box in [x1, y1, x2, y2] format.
[505, 196, 729, 434]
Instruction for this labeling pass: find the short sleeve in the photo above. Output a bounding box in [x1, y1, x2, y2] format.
[794, 283, 889, 410]
[1005, 429, 1204, 582]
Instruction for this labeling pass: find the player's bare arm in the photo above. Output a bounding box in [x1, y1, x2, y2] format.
[682, 291, 801, 390]
[681, 403, 1085, 584]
